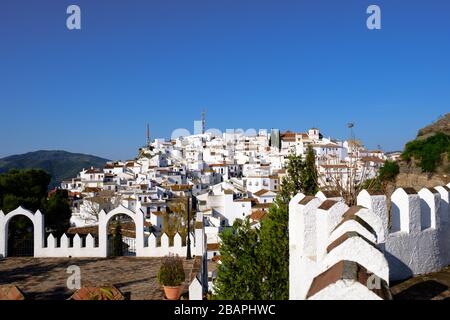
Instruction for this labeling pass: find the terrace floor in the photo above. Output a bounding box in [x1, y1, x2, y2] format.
[0, 257, 194, 300]
[391, 265, 450, 300]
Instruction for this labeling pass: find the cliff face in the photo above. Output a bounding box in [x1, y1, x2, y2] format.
[396, 114, 450, 188]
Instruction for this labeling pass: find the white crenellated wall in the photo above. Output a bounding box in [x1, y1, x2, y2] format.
[36, 233, 102, 258]
[0, 205, 206, 259]
[316, 200, 348, 261]
[372, 187, 450, 280]
[289, 184, 450, 300]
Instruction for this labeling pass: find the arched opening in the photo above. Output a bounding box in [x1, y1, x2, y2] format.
[106, 213, 136, 257]
[7, 215, 34, 257]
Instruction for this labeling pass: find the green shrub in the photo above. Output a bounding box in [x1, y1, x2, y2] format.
[402, 132, 450, 173]
[157, 255, 186, 287]
[379, 160, 400, 182]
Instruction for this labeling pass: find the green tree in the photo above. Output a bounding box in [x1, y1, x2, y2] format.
[300, 146, 319, 196]
[214, 153, 308, 300]
[255, 152, 309, 300]
[258, 197, 290, 299]
[277, 154, 304, 204]
[0, 169, 72, 236]
[0, 169, 50, 213]
[214, 219, 262, 300]
[363, 160, 400, 194]
[112, 223, 123, 256]
[379, 160, 400, 182]
[44, 189, 72, 236]
[256, 150, 318, 299]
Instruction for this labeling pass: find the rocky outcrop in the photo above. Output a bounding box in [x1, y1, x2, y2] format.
[417, 113, 450, 140]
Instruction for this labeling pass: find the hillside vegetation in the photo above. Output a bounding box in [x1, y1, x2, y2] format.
[402, 132, 450, 173]
[394, 114, 450, 189]
[0, 150, 109, 189]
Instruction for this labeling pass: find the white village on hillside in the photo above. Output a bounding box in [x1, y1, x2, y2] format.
[1, 116, 449, 300]
[65, 123, 387, 230]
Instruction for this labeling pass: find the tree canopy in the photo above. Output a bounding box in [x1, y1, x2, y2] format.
[214, 151, 318, 300]
[0, 169, 72, 236]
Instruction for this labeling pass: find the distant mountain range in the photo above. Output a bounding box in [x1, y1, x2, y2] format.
[0, 150, 109, 189]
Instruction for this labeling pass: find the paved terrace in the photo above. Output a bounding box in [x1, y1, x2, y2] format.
[391, 265, 450, 300]
[0, 257, 195, 300]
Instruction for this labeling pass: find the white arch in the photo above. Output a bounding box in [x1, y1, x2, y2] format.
[98, 205, 145, 257]
[0, 207, 44, 257]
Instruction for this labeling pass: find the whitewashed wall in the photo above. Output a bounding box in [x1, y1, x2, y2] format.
[0, 205, 206, 259]
[289, 184, 450, 300]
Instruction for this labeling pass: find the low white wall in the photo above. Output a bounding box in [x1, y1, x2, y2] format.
[289, 185, 450, 300]
[358, 186, 450, 281]
[0, 205, 206, 259]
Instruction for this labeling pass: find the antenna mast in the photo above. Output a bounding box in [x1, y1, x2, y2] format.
[146, 123, 151, 147]
[202, 110, 207, 134]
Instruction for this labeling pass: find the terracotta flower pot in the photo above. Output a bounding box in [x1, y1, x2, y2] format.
[164, 286, 182, 300]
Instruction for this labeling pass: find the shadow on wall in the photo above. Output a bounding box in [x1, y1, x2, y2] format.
[394, 280, 448, 300]
[384, 250, 413, 281]
[420, 198, 432, 230]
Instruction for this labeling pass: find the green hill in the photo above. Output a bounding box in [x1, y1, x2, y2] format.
[401, 114, 450, 174]
[0, 150, 109, 189]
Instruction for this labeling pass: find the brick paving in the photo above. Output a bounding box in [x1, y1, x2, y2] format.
[0, 257, 194, 300]
[390, 265, 450, 300]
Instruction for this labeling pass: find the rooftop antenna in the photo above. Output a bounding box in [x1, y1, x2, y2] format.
[202, 109, 207, 134]
[347, 122, 355, 141]
[146, 123, 151, 147]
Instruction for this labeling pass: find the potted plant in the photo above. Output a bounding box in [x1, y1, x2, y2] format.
[157, 255, 186, 300]
[68, 286, 125, 300]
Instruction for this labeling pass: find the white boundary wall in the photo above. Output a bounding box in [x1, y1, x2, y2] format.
[289, 184, 450, 300]
[0, 205, 206, 259]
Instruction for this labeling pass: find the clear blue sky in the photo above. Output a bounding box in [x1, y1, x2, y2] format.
[1, 0, 449, 160]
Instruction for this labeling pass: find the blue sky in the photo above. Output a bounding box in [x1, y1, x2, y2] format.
[1, 0, 449, 160]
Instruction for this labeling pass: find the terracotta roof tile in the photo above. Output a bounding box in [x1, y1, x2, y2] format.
[319, 200, 338, 210]
[306, 260, 392, 300]
[299, 196, 316, 205]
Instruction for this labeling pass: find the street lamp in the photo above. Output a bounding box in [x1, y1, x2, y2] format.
[186, 196, 192, 260]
